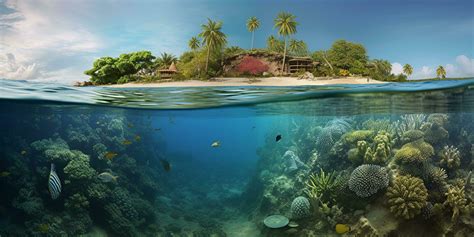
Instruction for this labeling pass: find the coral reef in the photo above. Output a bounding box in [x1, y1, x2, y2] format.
[439, 145, 461, 170]
[444, 184, 468, 221]
[348, 164, 389, 198]
[305, 169, 343, 204]
[290, 196, 311, 219]
[386, 175, 428, 219]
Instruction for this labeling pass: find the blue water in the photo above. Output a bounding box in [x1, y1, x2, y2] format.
[0, 79, 473, 236]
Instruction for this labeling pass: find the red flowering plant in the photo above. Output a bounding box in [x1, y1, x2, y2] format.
[236, 56, 269, 75]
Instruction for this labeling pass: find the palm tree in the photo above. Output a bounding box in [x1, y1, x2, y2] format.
[267, 35, 277, 52]
[156, 53, 177, 69]
[274, 12, 298, 74]
[246, 16, 260, 50]
[289, 39, 308, 56]
[188, 36, 200, 52]
[436, 66, 446, 79]
[403, 64, 413, 77]
[199, 18, 227, 73]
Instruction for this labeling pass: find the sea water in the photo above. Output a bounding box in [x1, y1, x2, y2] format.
[0, 79, 473, 236]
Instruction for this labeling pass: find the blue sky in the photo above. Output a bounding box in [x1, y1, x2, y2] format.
[0, 0, 472, 82]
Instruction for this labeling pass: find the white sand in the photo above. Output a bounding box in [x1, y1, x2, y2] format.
[106, 77, 385, 88]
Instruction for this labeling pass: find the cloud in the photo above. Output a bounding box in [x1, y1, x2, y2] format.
[406, 55, 474, 79]
[0, 53, 41, 79]
[0, 0, 101, 82]
[391, 62, 403, 75]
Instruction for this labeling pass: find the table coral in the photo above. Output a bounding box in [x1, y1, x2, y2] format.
[386, 175, 428, 219]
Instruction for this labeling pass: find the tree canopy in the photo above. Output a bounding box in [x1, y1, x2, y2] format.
[327, 40, 368, 75]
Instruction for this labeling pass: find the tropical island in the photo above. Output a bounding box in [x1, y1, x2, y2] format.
[79, 12, 450, 87]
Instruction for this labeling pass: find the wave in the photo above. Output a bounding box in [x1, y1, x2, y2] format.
[1, 78, 474, 110]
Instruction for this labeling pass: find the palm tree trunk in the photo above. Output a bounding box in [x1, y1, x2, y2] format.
[251, 31, 254, 50]
[205, 46, 210, 73]
[322, 52, 335, 76]
[282, 37, 287, 75]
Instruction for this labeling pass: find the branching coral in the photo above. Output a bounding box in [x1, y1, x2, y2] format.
[361, 119, 395, 135]
[348, 164, 389, 198]
[386, 175, 428, 219]
[444, 184, 468, 221]
[347, 131, 392, 165]
[394, 114, 427, 138]
[439, 145, 461, 170]
[305, 169, 344, 203]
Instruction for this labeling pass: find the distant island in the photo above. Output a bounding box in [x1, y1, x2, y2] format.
[79, 12, 450, 87]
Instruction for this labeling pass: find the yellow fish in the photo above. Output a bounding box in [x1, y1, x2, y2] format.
[21, 150, 27, 155]
[0, 171, 10, 177]
[134, 135, 141, 142]
[211, 141, 221, 148]
[104, 152, 118, 161]
[122, 140, 132, 145]
[335, 224, 351, 234]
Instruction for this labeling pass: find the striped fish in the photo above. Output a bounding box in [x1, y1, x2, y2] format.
[48, 164, 61, 200]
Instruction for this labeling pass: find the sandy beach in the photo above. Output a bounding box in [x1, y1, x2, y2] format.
[106, 76, 386, 88]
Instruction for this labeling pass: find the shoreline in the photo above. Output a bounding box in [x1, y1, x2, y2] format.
[104, 76, 386, 88]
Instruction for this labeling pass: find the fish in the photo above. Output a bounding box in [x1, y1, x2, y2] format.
[160, 159, 171, 172]
[48, 164, 62, 200]
[21, 150, 27, 155]
[211, 141, 221, 148]
[276, 134, 282, 142]
[335, 224, 351, 234]
[104, 152, 118, 161]
[98, 172, 118, 183]
[0, 171, 10, 177]
[134, 135, 141, 142]
[122, 140, 132, 145]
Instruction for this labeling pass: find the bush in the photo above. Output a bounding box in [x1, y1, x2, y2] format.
[236, 56, 269, 75]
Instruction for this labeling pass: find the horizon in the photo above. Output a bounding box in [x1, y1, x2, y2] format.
[0, 0, 473, 83]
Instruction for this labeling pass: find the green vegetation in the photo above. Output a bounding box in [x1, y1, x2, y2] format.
[246, 16, 260, 50]
[273, 12, 298, 74]
[84, 12, 420, 84]
[436, 65, 446, 79]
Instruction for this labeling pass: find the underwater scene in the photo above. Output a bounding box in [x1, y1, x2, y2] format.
[1, 79, 474, 237]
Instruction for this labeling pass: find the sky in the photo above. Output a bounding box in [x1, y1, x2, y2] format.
[0, 0, 472, 83]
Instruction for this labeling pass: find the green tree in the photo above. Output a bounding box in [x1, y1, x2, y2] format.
[403, 64, 413, 76]
[327, 40, 368, 75]
[289, 39, 308, 56]
[246, 16, 260, 50]
[156, 52, 177, 69]
[274, 12, 298, 74]
[436, 66, 446, 79]
[312, 50, 335, 76]
[368, 59, 392, 81]
[188, 37, 201, 52]
[199, 18, 227, 73]
[267, 35, 284, 53]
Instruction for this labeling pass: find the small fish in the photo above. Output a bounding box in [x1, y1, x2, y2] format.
[104, 152, 118, 161]
[275, 134, 282, 142]
[0, 171, 11, 177]
[122, 140, 132, 145]
[21, 150, 27, 155]
[160, 159, 171, 172]
[134, 135, 141, 142]
[48, 164, 61, 200]
[335, 224, 351, 234]
[154, 128, 161, 131]
[211, 141, 221, 148]
[98, 172, 118, 183]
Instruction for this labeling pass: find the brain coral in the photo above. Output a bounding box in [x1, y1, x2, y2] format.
[386, 175, 428, 219]
[290, 196, 311, 219]
[348, 164, 389, 198]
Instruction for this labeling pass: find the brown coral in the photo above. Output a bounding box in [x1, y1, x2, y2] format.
[439, 145, 461, 170]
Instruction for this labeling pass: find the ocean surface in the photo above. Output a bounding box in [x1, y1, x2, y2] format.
[0, 79, 473, 236]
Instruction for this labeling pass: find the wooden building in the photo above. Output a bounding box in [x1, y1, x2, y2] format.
[158, 62, 178, 79]
[287, 57, 317, 74]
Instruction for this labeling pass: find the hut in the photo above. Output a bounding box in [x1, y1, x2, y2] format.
[287, 57, 317, 74]
[158, 62, 178, 79]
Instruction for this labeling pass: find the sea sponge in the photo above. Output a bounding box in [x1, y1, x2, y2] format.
[348, 164, 389, 198]
[444, 185, 467, 221]
[386, 175, 428, 219]
[439, 145, 461, 169]
[63, 151, 96, 180]
[290, 196, 311, 219]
